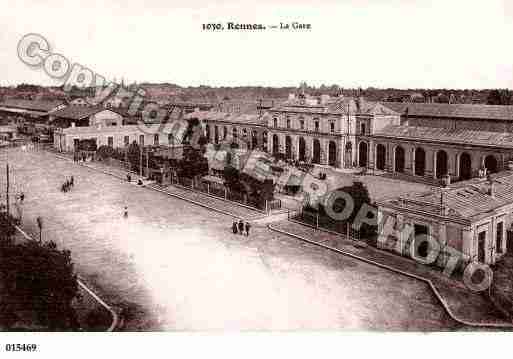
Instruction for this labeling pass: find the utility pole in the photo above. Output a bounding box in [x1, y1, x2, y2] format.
[146, 148, 149, 179]
[6, 163, 9, 216]
[139, 144, 143, 177]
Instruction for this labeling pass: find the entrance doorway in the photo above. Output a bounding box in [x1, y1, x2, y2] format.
[484, 155, 498, 174]
[478, 231, 486, 263]
[328, 141, 337, 167]
[345, 142, 352, 168]
[459, 152, 472, 180]
[285, 136, 292, 159]
[414, 147, 426, 176]
[394, 146, 405, 173]
[436, 150, 448, 178]
[376, 144, 386, 170]
[358, 142, 368, 167]
[299, 137, 306, 161]
[313, 139, 321, 164]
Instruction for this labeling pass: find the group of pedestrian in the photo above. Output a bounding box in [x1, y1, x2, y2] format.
[232, 219, 251, 236]
[16, 192, 25, 203]
[61, 176, 75, 192]
[73, 152, 89, 163]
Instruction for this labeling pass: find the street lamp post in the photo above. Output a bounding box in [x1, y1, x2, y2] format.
[36, 216, 43, 243]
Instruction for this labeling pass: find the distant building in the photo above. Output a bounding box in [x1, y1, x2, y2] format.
[372, 102, 513, 183]
[0, 125, 17, 141]
[0, 99, 66, 123]
[53, 122, 182, 153]
[49, 106, 124, 128]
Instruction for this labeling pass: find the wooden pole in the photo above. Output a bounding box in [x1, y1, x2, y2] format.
[146, 149, 149, 178]
[139, 145, 143, 177]
[6, 163, 10, 216]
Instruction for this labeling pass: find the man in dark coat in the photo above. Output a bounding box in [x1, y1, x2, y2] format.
[232, 221, 238, 234]
[245, 221, 251, 236]
[238, 219, 244, 235]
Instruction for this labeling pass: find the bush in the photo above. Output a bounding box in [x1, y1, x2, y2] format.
[0, 212, 16, 245]
[0, 241, 80, 330]
[96, 145, 115, 160]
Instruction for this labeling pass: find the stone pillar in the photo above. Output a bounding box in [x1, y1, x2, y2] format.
[462, 228, 474, 262]
[293, 135, 299, 160]
[307, 137, 313, 162]
[432, 151, 437, 179]
[321, 139, 329, 165]
[406, 145, 414, 175]
[279, 134, 286, 155]
[449, 150, 457, 178]
[438, 223, 447, 246]
[386, 142, 393, 172]
[424, 148, 434, 178]
[337, 139, 344, 168]
[368, 139, 375, 169]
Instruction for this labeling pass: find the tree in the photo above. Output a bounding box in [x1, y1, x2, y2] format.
[318, 181, 377, 238]
[177, 148, 209, 179]
[0, 212, 16, 245]
[0, 241, 80, 330]
[223, 166, 244, 193]
[487, 89, 512, 105]
[127, 141, 141, 171]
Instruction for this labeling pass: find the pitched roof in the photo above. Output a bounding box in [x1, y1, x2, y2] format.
[185, 110, 268, 126]
[382, 172, 513, 221]
[374, 124, 513, 149]
[272, 97, 399, 116]
[382, 101, 513, 121]
[0, 99, 65, 112]
[51, 106, 122, 120]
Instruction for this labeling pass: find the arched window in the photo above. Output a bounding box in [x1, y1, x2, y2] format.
[273, 118, 278, 128]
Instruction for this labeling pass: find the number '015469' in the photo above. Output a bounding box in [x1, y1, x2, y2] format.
[5, 344, 38, 352]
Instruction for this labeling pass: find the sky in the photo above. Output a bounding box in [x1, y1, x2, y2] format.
[1, 0, 513, 89]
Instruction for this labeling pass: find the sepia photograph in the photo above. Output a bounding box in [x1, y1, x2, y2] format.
[1, 0, 513, 357]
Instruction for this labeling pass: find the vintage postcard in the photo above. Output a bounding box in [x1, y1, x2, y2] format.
[0, 0, 512, 357]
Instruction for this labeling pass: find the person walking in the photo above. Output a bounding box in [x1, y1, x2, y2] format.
[232, 221, 238, 234]
[123, 206, 128, 218]
[70, 176, 74, 187]
[245, 221, 251, 236]
[238, 219, 244, 235]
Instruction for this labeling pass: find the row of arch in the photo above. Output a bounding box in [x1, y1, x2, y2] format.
[271, 134, 338, 166]
[358, 142, 499, 179]
[206, 124, 266, 149]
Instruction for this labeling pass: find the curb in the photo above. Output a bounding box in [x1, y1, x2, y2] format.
[148, 185, 248, 220]
[13, 225, 120, 332]
[268, 223, 513, 329]
[169, 182, 268, 215]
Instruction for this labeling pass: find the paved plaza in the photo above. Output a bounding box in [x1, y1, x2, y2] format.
[0, 147, 461, 330]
